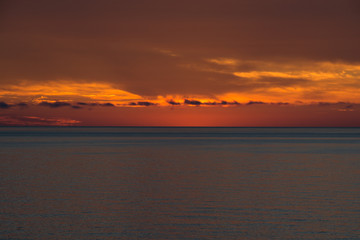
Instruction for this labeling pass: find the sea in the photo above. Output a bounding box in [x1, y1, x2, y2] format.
[0, 127, 359, 239]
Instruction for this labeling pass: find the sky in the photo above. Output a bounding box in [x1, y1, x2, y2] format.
[1, 0, 360, 126]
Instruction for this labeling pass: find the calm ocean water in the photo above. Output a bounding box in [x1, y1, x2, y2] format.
[0, 127, 359, 239]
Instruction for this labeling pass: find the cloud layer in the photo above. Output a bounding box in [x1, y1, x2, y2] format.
[1, 0, 360, 125]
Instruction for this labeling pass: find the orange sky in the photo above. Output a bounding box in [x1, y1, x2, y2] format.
[1, 0, 360, 126]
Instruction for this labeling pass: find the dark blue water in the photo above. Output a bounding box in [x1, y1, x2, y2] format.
[1, 127, 360, 239]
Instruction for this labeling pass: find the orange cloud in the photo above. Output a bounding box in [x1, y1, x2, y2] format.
[201, 59, 360, 103]
[2, 58, 360, 107]
[206, 58, 238, 66]
[0, 81, 143, 104]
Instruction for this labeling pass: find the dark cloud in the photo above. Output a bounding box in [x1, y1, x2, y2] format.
[169, 99, 242, 106]
[129, 101, 157, 106]
[272, 102, 289, 105]
[220, 101, 240, 105]
[39, 101, 71, 108]
[317, 101, 350, 106]
[0, 102, 11, 109]
[167, 100, 181, 105]
[184, 99, 202, 106]
[247, 101, 266, 105]
[203, 102, 218, 106]
[100, 103, 115, 107]
[72, 105, 82, 109]
[76, 102, 115, 107]
[16, 102, 28, 107]
[1, 102, 28, 109]
[202, 101, 241, 106]
[138, 102, 156, 106]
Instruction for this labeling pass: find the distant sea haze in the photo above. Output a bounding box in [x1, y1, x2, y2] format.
[1, 127, 360, 239]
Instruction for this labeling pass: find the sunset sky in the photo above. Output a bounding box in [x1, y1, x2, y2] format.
[1, 0, 360, 126]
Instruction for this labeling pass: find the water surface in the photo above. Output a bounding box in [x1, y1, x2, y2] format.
[0, 127, 360, 239]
